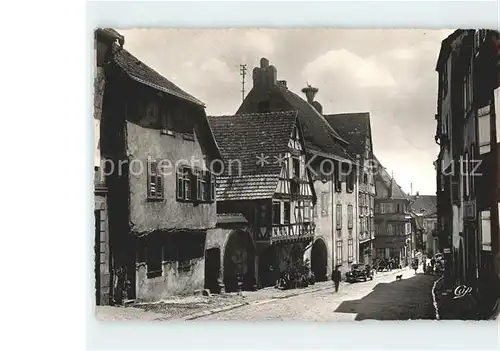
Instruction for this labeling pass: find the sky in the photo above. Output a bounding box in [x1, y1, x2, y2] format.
[117, 28, 454, 196]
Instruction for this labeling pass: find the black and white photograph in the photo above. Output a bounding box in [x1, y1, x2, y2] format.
[93, 27, 500, 322]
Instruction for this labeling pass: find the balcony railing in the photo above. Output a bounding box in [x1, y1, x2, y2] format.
[268, 222, 315, 242]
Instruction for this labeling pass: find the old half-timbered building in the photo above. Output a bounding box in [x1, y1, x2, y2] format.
[206, 111, 316, 290]
[98, 31, 221, 303]
[325, 112, 376, 265]
[373, 157, 412, 267]
[94, 28, 125, 306]
[235, 58, 359, 279]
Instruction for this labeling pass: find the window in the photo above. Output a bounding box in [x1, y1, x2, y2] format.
[146, 244, 163, 279]
[346, 169, 354, 193]
[334, 162, 342, 192]
[196, 169, 212, 202]
[313, 204, 318, 218]
[304, 200, 310, 221]
[321, 192, 329, 217]
[284, 202, 290, 224]
[347, 205, 353, 229]
[336, 241, 343, 265]
[147, 160, 164, 200]
[272, 202, 281, 225]
[292, 158, 300, 178]
[363, 174, 368, 184]
[177, 166, 191, 200]
[336, 204, 342, 229]
[481, 210, 491, 251]
[336, 229, 342, 238]
[463, 152, 470, 199]
[478, 105, 491, 154]
[375, 203, 380, 213]
[177, 166, 215, 203]
[386, 203, 394, 213]
[348, 239, 354, 263]
[387, 223, 394, 236]
[295, 201, 303, 222]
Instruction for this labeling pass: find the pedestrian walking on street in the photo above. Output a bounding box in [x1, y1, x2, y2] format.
[332, 265, 342, 293]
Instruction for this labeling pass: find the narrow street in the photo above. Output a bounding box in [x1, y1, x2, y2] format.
[194, 268, 437, 321]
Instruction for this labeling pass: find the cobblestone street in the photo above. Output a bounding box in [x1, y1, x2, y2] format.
[194, 268, 437, 321]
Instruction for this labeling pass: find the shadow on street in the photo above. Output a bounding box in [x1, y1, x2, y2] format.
[335, 273, 437, 321]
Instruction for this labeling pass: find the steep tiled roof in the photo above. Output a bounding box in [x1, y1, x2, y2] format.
[237, 85, 354, 163]
[411, 195, 437, 217]
[216, 175, 279, 201]
[111, 43, 205, 107]
[208, 111, 298, 201]
[374, 155, 408, 200]
[324, 113, 371, 158]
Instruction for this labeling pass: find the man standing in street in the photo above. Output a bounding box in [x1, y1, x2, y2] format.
[332, 265, 342, 293]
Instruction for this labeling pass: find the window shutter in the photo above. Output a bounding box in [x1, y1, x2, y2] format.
[191, 169, 203, 201]
[148, 160, 158, 198]
[176, 166, 184, 200]
[156, 172, 164, 199]
[190, 168, 197, 200]
[210, 174, 216, 202]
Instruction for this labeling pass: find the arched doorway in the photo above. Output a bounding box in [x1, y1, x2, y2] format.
[311, 238, 328, 281]
[223, 230, 256, 292]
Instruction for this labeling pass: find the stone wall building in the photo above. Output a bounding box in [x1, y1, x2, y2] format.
[325, 113, 376, 265]
[97, 31, 221, 302]
[94, 28, 125, 306]
[435, 29, 500, 313]
[373, 157, 412, 267]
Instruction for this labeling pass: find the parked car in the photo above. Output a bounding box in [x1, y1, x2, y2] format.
[346, 264, 373, 283]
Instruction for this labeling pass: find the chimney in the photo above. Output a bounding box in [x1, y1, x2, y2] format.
[312, 101, 323, 114]
[277, 80, 287, 89]
[301, 84, 318, 104]
[252, 57, 277, 88]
